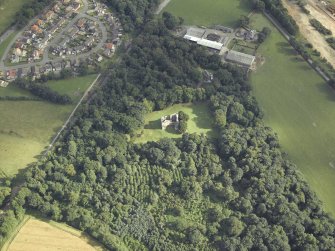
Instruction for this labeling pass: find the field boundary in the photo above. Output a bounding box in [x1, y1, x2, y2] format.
[262, 11, 330, 82]
[1, 216, 30, 251]
[1, 215, 106, 251]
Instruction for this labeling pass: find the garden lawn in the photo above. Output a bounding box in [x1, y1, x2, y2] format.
[250, 13, 335, 216]
[135, 103, 216, 143]
[0, 75, 98, 177]
[163, 0, 252, 27]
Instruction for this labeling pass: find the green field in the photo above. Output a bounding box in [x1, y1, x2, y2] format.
[46, 75, 97, 102]
[164, 0, 252, 27]
[0, 75, 97, 177]
[0, 0, 33, 34]
[0, 31, 17, 59]
[250, 13, 335, 216]
[134, 103, 216, 143]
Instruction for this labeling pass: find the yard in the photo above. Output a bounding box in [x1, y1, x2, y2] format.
[3, 216, 104, 251]
[250, 13, 335, 216]
[134, 103, 216, 143]
[0, 75, 98, 177]
[163, 0, 252, 28]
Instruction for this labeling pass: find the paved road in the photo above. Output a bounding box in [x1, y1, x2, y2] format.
[264, 11, 290, 40]
[0, 0, 108, 72]
[0, 28, 16, 44]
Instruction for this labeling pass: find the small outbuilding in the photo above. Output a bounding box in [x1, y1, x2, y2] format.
[225, 50, 255, 68]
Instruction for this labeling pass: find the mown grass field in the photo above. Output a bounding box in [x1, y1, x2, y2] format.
[46, 74, 97, 102]
[164, 0, 252, 27]
[0, 75, 97, 177]
[134, 103, 216, 143]
[0, 0, 33, 34]
[3, 217, 104, 251]
[250, 13, 335, 216]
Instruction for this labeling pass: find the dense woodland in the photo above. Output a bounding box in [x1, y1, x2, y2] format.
[1, 0, 335, 250]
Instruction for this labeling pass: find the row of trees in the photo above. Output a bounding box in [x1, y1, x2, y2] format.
[251, 0, 299, 35]
[310, 18, 332, 36]
[14, 78, 72, 104]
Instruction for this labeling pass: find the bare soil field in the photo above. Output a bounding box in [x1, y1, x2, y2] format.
[6, 218, 103, 251]
[282, 0, 335, 68]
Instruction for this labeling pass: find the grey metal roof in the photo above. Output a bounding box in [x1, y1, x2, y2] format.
[226, 50, 255, 66]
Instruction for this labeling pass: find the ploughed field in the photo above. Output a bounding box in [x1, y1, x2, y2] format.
[163, 5, 335, 216]
[4, 217, 103, 251]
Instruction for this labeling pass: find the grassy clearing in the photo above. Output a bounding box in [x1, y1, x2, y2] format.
[163, 0, 252, 27]
[3, 217, 104, 251]
[250, 13, 335, 216]
[0, 75, 98, 177]
[0, 0, 33, 35]
[134, 103, 216, 143]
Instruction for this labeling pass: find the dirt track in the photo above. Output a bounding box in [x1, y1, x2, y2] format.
[282, 0, 335, 68]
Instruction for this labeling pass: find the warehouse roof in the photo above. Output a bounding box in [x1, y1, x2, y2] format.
[183, 27, 206, 42]
[197, 39, 223, 50]
[225, 50, 255, 66]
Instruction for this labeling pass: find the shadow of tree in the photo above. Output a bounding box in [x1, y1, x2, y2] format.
[144, 119, 161, 130]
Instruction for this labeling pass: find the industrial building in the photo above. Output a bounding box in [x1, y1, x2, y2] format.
[183, 27, 225, 51]
[225, 50, 255, 67]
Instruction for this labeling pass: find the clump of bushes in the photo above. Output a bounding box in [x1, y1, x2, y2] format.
[178, 111, 189, 133]
[326, 37, 335, 50]
[310, 18, 332, 35]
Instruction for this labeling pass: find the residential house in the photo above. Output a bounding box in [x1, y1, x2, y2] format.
[53, 3, 61, 13]
[44, 10, 55, 21]
[72, 2, 81, 12]
[6, 69, 17, 80]
[53, 62, 62, 72]
[85, 37, 95, 47]
[0, 80, 9, 87]
[76, 18, 87, 29]
[36, 19, 44, 27]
